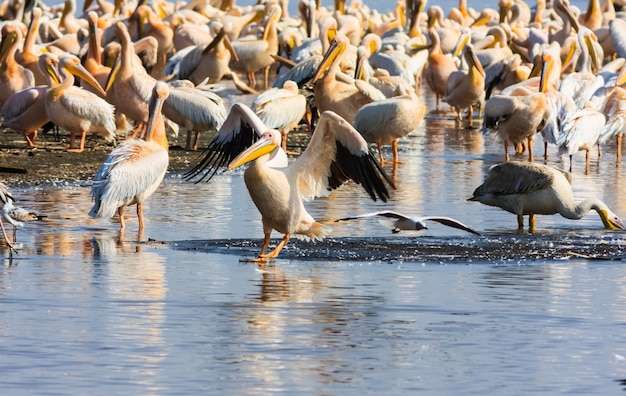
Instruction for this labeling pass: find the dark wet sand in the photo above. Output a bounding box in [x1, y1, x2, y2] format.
[159, 234, 626, 263]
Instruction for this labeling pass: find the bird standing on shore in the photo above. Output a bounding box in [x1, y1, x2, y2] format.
[89, 82, 170, 237]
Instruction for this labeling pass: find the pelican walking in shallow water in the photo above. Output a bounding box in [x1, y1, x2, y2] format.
[89, 82, 170, 235]
[336, 211, 480, 235]
[353, 84, 426, 164]
[468, 161, 626, 232]
[186, 103, 394, 262]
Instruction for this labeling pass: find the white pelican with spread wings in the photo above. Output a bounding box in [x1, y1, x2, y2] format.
[186, 103, 394, 261]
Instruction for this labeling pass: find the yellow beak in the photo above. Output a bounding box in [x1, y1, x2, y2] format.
[228, 137, 278, 170]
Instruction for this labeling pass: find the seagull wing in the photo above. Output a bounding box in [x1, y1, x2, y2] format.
[421, 216, 481, 235]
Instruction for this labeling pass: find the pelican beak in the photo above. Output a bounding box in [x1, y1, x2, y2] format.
[43, 59, 61, 86]
[539, 54, 553, 93]
[68, 61, 107, 97]
[0, 31, 17, 62]
[83, 0, 95, 12]
[452, 31, 470, 58]
[599, 210, 626, 231]
[583, 32, 599, 72]
[466, 46, 485, 77]
[228, 137, 278, 170]
[202, 27, 226, 55]
[145, 85, 167, 141]
[105, 53, 121, 92]
[312, 37, 345, 82]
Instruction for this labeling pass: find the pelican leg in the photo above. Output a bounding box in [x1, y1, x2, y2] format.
[618, 135, 623, 161]
[260, 233, 291, 259]
[67, 130, 86, 153]
[391, 140, 403, 164]
[586, 149, 591, 174]
[185, 130, 193, 150]
[137, 202, 144, 232]
[193, 132, 200, 151]
[263, 66, 270, 90]
[25, 130, 39, 148]
[504, 140, 510, 162]
[247, 71, 256, 90]
[529, 214, 536, 233]
[517, 214, 524, 229]
[130, 122, 146, 139]
[118, 206, 126, 229]
[281, 133, 288, 152]
[377, 142, 385, 164]
[544, 141, 549, 159]
[527, 138, 534, 162]
[467, 104, 473, 128]
[597, 144, 602, 158]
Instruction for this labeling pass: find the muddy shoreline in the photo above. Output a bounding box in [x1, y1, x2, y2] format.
[0, 127, 233, 186]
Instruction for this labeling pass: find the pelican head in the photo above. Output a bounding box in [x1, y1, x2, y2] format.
[39, 52, 60, 86]
[0, 26, 19, 62]
[228, 131, 281, 170]
[145, 81, 170, 146]
[311, 34, 348, 82]
[598, 209, 626, 230]
[59, 55, 107, 96]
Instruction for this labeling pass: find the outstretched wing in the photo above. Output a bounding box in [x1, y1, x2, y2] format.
[335, 210, 409, 222]
[185, 103, 267, 182]
[290, 110, 394, 201]
[421, 216, 481, 235]
[471, 162, 560, 197]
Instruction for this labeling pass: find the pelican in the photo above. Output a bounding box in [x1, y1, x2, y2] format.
[444, 44, 485, 128]
[162, 81, 227, 151]
[131, 5, 174, 79]
[483, 92, 550, 162]
[106, 22, 157, 136]
[0, 53, 59, 147]
[598, 66, 626, 159]
[164, 21, 238, 85]
[423, 27, 459, 111]
[15, 7, 47, 86]
[89, 82, 170, 234]
[44, 55, 116, 152]
[311, 34, 385, 124]
[251, 80, 307, 151]
[185, 103, 394, 262]
[559, 27, 604, 108]
[353, 84, 426, 164]
[468, 161, 626, 231]
[0, 22, 35, 109]
[230, 4, 281, 90]
[556, 105, 605, 173]
[335, 211, 480, 235]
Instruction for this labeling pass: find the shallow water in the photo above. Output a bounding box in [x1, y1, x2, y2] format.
[2, 85, 626, 394]
[4, 0, 626, 393]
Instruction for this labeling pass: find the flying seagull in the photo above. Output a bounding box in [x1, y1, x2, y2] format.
[336, 211, 481, 235]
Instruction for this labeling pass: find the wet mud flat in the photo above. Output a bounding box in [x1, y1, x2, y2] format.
[162, 234, 626, 263]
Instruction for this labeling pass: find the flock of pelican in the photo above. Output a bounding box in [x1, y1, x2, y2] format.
[0, 0, 625, 260]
